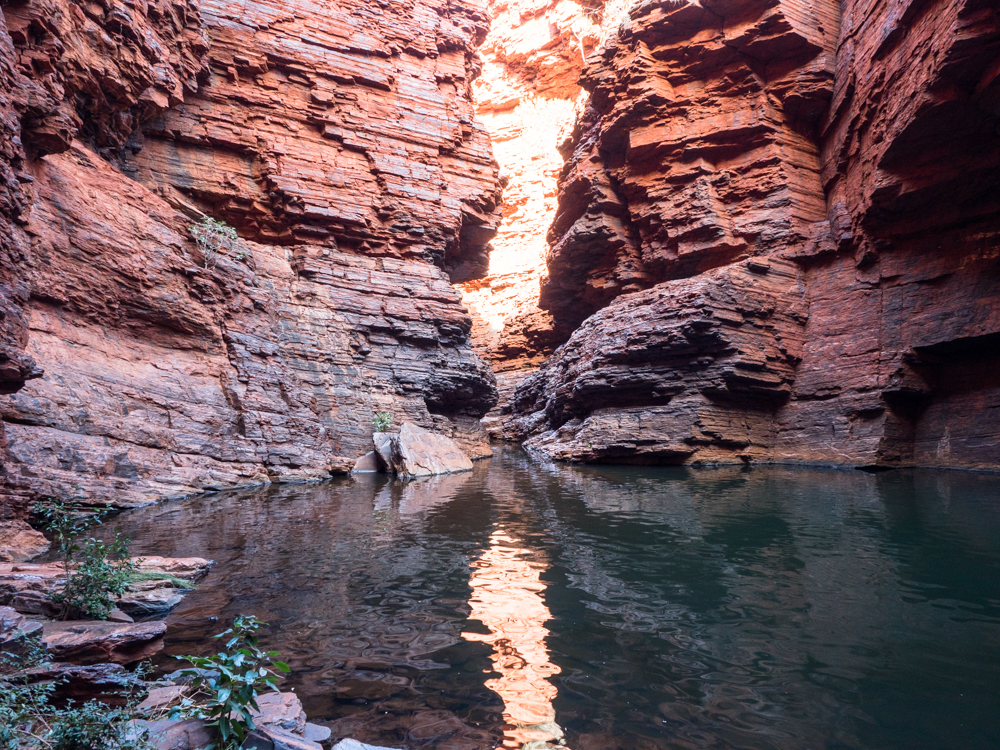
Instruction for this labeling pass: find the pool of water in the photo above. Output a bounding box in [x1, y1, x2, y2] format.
[105, 448, 1000, 750]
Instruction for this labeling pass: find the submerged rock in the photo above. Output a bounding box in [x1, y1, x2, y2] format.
[373, 422, 474, 478]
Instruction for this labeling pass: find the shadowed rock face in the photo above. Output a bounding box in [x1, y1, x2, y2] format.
[511, 0, 1000, 469]
[0, 0, 503, 508]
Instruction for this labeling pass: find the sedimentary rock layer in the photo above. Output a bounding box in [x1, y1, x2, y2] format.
[0, 0, 502, 508]
[459, 0, 628, 434]
[512, 0, 1000, 469]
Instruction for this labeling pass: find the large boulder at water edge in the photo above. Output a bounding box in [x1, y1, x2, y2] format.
[372, 422, 473, 478]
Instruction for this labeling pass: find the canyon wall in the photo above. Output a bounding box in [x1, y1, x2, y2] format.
[509, 0, 1000, 469]
[0, 0, 503, 508]
[458, 0, 628, 434]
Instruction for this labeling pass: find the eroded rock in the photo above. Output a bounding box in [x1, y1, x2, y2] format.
[41, 620, 166, 665]
[376, 423, 474, 478]
[511, 0, 1000, 469]
[0, 520, 49, 562]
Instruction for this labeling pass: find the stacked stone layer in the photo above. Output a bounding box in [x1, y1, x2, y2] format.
[0, 0, 502, 508]
[510, 0, 1000, 469]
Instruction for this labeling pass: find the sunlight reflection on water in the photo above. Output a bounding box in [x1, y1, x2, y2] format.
[465, 529, 567, 749]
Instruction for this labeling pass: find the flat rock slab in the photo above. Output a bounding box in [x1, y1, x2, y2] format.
[376, 422, 473, 478]
[1, 556, 210, 617]
[42, 620, 166, 665]
[136, 557, 214, 582]
[26, 661, 145, 706]
[332, 740, 401, 750]
[0, 520, 50, 562]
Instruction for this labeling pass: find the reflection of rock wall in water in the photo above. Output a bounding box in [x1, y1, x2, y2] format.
[464, 529, 565, 749]
[0, 0, 503, 509]
[509, 0, 1000, 469]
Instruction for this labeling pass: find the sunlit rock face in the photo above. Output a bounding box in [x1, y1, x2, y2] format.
[0, 0, 503, 508]
[458, 0, 629, 436]
[510, 0, 1000, 469]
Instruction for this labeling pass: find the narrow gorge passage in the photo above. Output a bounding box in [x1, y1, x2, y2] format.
[0, 1, 998, 749]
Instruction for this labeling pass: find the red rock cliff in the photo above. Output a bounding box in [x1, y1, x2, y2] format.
[0, 0, 503, 508]
[509, 0, 1000, 469]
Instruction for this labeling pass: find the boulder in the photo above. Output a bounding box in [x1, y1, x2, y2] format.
[304, 724, 332, 744]
[248, 727, 323, 750]
[254, 691, 307, 735]
[374, 422, 473, 478]
[137, 685, 191, 715]
[352, 451, 381, 473]
[372, 433, 394, 470]
[41, 620, 166, 665]
[0, 521, 50, 562]
[139, 718, 213, 750]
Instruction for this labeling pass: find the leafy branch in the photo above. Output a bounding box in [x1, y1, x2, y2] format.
[189, 217, 250, 269]
[169, 616, 290, 750]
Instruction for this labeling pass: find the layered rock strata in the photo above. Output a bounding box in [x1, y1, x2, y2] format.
[0, 0, 503, 508]
[458, 0, 627, 433]
[510, 0, 1000, 469]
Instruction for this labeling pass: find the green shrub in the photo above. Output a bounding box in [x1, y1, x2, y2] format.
[189, 217, 248, 269]
[1, 630, 151, 750]
[33, 497, 112, 567]
[33, 499, 141, 620]
[169, 615, 290, 750]
[372, 411, 392, 432]
[54, 534, 139, 620]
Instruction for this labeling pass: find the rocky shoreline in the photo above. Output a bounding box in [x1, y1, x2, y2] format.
[0, 548, 400, 750]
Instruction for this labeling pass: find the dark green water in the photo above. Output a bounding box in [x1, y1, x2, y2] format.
[105, 448, 1000, 750]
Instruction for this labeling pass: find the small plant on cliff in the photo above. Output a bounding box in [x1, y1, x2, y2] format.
[169, 615, 290, 750]
[372, 411, 392, 433]
[53, 534, 139, 620]
[189, 216, 247, 269]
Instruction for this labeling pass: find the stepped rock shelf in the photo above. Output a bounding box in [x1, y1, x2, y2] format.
[0, 0, 502, 511]
[0, 0, 996, 517]
[498, 0, 1000, 470]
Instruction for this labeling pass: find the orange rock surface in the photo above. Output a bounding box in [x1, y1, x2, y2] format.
[510, 0, 1000, 468]
[458, 0, 629, 433]
[0, 0, 503, 507]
